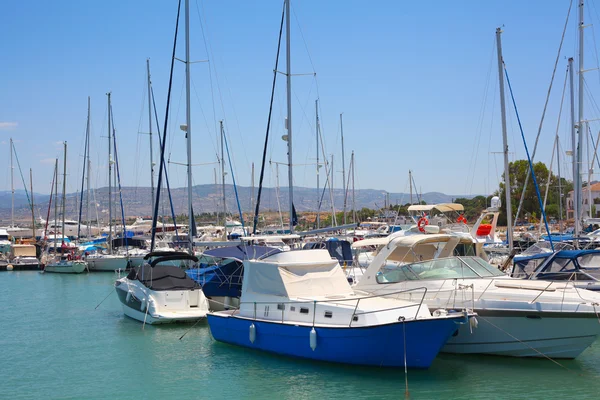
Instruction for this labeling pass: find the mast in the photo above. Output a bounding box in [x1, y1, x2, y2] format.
[107, 92, 113, 253]
[340, 113, 347, 225]
[496, 27, 513, 252]
[61, 142, 67, 241]
[86, 97, 91, 238]
[220, 120, 227, 234]
[285, 0, 294, 233]
[184, 0, 194, 253]
[586, 122, 593, 219]
[251, 162, 255, 212]
[276, 163, 284, 228]
[10, 138, 14, 228]
[316, 99, 320, 229]
[569, 57, 579, 238]
[557, 136, 564, 235]
[351, 151, 356, 223]
[577, 0, 585, 231]
[409, 170, 413, 205]
[147, 59, 156, 214]
[30, 168, 35, 240]
[331, 154, 336, 225]
[54, 158, 58, 246]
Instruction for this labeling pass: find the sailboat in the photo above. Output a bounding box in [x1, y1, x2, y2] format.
[44, 142, 87, 274]
[115, 0, 210, 323]
[87, 93, 130, 272]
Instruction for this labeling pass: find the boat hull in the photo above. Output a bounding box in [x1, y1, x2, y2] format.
[443, 309, 600, 358]
[87, 256, 129, 272]
[115, 280, 208, 324]
[44, 261, 87, 274]
[207, 312, 462, 368]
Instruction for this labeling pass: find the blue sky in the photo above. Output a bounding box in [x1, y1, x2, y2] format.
[1, 0, 598, 202]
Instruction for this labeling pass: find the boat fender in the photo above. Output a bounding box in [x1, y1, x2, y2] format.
[126, 292, 132, 303]
[309, 328, 317, 351]
[469, 316, 478, 333]
[6, 264, 13, 271]
[141, 298, 147, 312]
[433, 309, 448, 317]
[249, 323, 256, 344]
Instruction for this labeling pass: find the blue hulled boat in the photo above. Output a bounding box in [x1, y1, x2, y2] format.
[207, 249, 471, 368]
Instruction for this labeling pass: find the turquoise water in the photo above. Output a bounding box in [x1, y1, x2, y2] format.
[2, 272, 600, 400]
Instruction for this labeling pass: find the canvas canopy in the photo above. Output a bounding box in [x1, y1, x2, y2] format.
[407, 203, 465, 213]
[203, 245, 281, 261]
[242, 249, 353, 299]
[11, 245, 36, 257]
[128, 265, 199, 291]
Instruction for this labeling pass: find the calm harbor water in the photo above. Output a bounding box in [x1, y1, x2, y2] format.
[2, 271, 600, 399]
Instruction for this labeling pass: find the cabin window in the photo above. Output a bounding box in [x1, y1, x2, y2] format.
[277, 303, 285, 311]
[300, 307, 309, 314]
[324, 311, 333, 318]
[264, 305, 270, 317]
[290, 306, 295, 312]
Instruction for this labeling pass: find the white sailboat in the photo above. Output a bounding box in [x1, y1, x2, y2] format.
[44, 142, 88, 274]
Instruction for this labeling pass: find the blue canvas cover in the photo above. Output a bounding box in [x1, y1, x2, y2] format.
[187, 259, 243, 298]
[303, 239, 353, 265]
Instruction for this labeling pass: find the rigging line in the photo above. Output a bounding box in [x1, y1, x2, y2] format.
[151, 0, 181, 251]
[110, 107, 128, 251]
[291, 5, 316, 74]
[196, 0, 251, 173]
[587, 1, 600, 85]
[467, 37, 496, 194]
[190, 77, 219, 155]
[514, 0, 573, 230]
[11, 142, 32, 209]
[77, 116, 89, 238]
[194, 0, 218, 148]
[152, 86, 180, 241]
[133, 71, 148, 194]
[223, 127, 245, 231]
[253, 2, 286, 235]
[504, 66, 554, 251]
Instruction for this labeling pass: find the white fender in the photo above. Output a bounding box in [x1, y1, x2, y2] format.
[141, 298, 147, 312]
[310, 328, 317, 351]
[249, 323, 256, 343]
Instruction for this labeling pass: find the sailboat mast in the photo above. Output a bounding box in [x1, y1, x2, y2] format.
[569, 57, 579, 238]
[316, 99, 320, 229]
[557, 136, 564, 235]
[409, 170, 413, 205]
[340, 113, 347, 225]
[220, 120, 227, 233]
[496, 27, 513, 252]
[577, 0, 585, 231]
[107, 92, 113, 253]
[184, 0, 194, 253]
[285, 0, 294, 233]
[147, 59, 156, 214]
[54, 158, 58, 245]
[61, 142, 67, 241]
[10, 138, 14, 228]
[351, 151, 356, 223]
[86, 97, 91, 238]
[251, 162, 255, 212]
[30, 168, 35, 239]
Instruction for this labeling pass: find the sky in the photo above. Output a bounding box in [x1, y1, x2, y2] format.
[2, 0, 600, 202]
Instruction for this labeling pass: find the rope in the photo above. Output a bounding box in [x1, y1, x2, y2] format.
[223, 127, 246, 232]
[252, 2, 286, 234]
[477, 315, 573, 372]
[151, 87, 180, 241]
[504, 66, 554, 251]
[513, 0, 573, 227]
[151, 0, 181, 251]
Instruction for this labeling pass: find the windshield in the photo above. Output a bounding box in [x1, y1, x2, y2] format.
[577, 253, 600, 268]
[376, 256, 504, 283]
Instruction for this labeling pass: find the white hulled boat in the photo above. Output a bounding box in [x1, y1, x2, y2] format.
[354, 233, 600, 358]
[114, 251, 209, 324]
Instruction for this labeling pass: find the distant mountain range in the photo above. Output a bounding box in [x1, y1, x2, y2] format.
[0, 185, 476, 223]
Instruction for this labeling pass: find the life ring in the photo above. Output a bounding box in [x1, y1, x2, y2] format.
[457, 215, 467, 224]
[417, 217, 429, 232]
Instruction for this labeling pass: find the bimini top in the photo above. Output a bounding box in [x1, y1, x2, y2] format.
[203, 245, 281, 261]
[407, 203, 464, 213]
[127, 265, 199, 291]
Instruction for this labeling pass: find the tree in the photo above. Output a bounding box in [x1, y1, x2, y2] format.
[497, 160, 572, 226]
